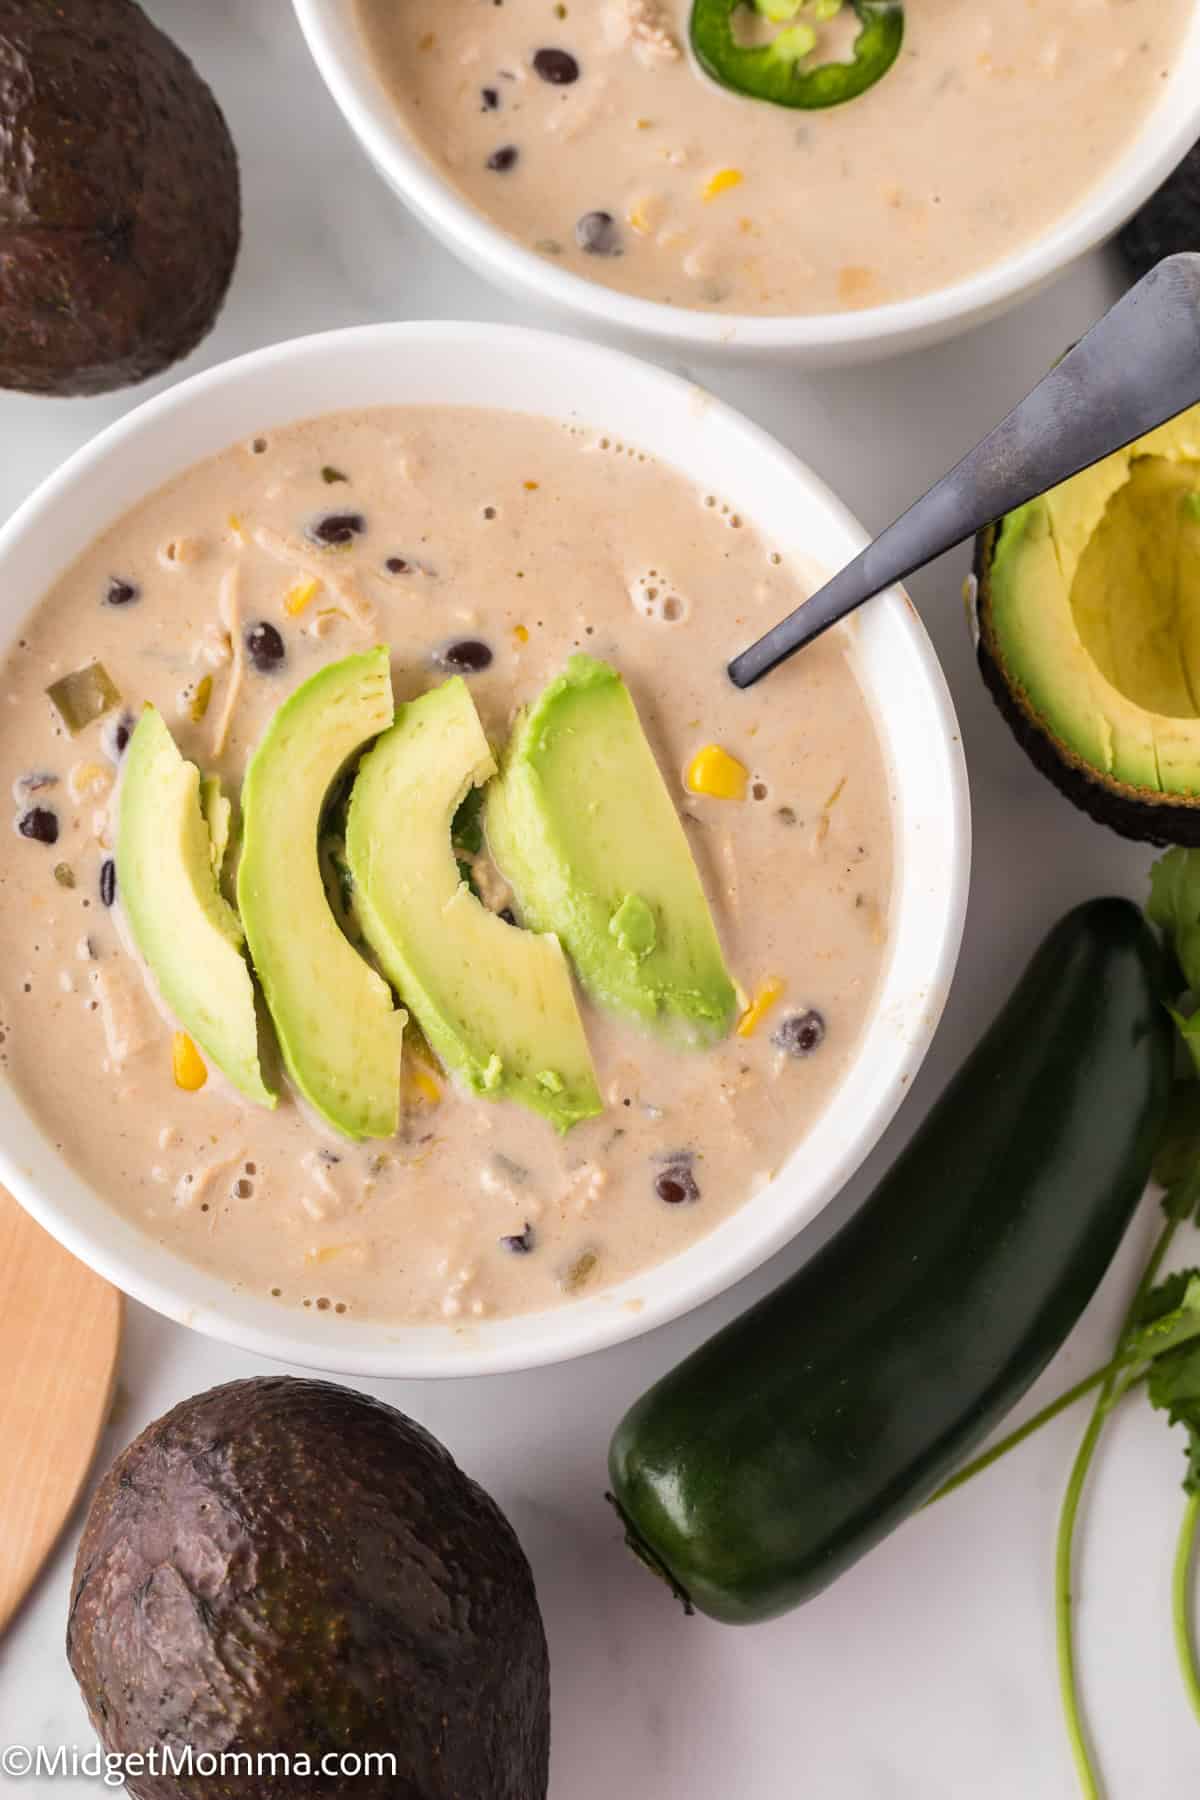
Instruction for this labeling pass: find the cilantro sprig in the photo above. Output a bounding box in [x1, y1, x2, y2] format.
[931, 847, 1200, 1794]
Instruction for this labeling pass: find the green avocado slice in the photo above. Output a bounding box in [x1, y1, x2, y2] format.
[486, 655, 737, 1046]
[117, 706, 273, 1107]
[346, 677, 601, 1133]
[238, 648, 404, 1139]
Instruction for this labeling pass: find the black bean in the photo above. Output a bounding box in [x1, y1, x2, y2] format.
[386, 557, 411, 575]
[437, 639, 494, 674]
[102, 711, 136, 762]
[244, 621, 286, 673]
[533, 47, 579, 84]
[774, 1009, 826, 1058]
[500, 1223, 536, 1254]
[655, 1165, 700, 1206]
[487, 145, 519, 172]
[321, 465, 349, 485]
[307, 512, 366, 548]
[498, 907, 517, 927]
[99, 858, 116, 906]
[105, 577, 139, 607]
[575, 210, 622, 256]
[17, 806, 58, 845]
[481, 85, 500, 109]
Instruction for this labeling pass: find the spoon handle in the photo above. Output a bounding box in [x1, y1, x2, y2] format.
[729, 253, 1200, 689]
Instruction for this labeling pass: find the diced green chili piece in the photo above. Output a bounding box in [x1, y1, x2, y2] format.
[46, 662, 121, 735]
[756, 0, 804, 20]
[691, 0, 903, 109]
[53, 862, 75, 889]
[563, 1248, 598, 1293]
[321, 465, 349, 485]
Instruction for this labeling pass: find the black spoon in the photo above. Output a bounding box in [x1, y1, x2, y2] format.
[728, 253, 1200, 689]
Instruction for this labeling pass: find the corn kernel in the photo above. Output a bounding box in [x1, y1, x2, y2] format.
[737, 976, 786, 1038]
[686, 743, 749, 800]
[68, 761, 112, 803]
[190, 675, 213, 723]
[514, 624, 529, 644]
[172, 1032, 208, 1091]
[703, 168, 744, 202]
[228, 513, 245, 541]
[402, 1051, 440, 1108]
[285, 578, 321, 617]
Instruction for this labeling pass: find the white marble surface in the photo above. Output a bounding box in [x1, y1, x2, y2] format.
[0, 4, 1197, 1794]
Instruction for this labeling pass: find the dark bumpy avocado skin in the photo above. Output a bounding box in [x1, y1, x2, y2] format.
[974, 526, 1200, 847]
[66, 1378, 550, 1800]
[0, 0, 240, 396]
[1120, 142, 1200, 282]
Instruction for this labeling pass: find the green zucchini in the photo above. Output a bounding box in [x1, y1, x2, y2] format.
[608, 899, 1173, 1624]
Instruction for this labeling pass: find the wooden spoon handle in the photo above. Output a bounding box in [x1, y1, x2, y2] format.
[0, 1188, 122, 1635]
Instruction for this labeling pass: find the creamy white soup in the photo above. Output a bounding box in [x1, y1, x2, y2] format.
[0, 407, 892, 1325]
[355, 0, 1191, 317]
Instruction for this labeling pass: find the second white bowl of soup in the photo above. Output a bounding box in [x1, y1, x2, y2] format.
[0, 323, 968, 1376]
[294, 0, 1200, 364]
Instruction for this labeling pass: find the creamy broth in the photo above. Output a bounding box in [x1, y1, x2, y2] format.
[356, 0, 1191, 317]
[0, 408, 892, 1324]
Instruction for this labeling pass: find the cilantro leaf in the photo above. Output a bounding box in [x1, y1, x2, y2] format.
[1148, 847, 1200, 994]
[1154, 1084, 1200, 1192]
[451, 784, 485, 857]
[1173, 1008, 1200, 1083]
[1126, 1271, 1200, 1365]
[1148, 1336, 1200, 1494]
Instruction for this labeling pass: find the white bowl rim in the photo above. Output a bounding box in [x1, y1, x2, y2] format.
[0, 320, 970, 1376]
[292, 0, 1200, 355]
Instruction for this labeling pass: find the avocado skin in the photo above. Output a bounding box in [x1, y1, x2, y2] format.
[66, 1378, 550, 1800]
[974, 525, 1200, 847]
[0, 0, 240, 396]
[1120, 142, 1200, 282]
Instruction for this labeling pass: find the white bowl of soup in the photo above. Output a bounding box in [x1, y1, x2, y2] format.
[0, 322, 968, 1376]
[293, 0, 1200, 365]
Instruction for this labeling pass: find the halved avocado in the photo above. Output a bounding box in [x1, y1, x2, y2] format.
[117, 707, 273, 1106]
[238, 649, 404, 1140]
[346, 677, 601, 1132]
[487, 655, 737, 1044]
[976, 403, 1200, 844]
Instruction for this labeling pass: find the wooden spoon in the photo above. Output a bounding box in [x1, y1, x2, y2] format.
[0, 1186, 121, 1634]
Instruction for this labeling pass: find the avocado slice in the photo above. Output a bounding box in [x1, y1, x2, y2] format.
[238, 649, 404, 1139]
[487, 655, 737, 1044]
[346, 677, 601, 1133]
[117, 706, 273, 1107]
[67, 1377, 551, 1799]
[977, 401, 1200, 843]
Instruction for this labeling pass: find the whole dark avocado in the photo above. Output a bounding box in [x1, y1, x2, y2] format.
[0, 0, 240, 395]
[1120, 140, 1200, 281]
[66, 1378, 550, 1800]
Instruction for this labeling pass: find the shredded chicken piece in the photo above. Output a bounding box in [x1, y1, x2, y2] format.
[298, 1147, 361, 1222]
[89, 963, 157, 1067]
[210, 566, 245, 758]
[253, 525, 377, 632]
[173, 1147, 248, 1214]
[604, 0, 682, 65]
[469, 853, 513, 916]
[566, 1162, 609, 1219]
